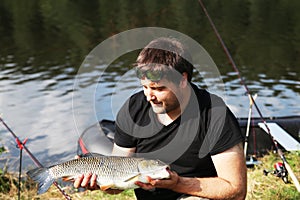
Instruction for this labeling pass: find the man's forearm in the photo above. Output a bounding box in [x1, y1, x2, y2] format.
[172, 176, 246, 200]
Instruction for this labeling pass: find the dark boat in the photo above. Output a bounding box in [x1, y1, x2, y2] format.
[238, 116, 300, 156]
[77, 116, 300, 160]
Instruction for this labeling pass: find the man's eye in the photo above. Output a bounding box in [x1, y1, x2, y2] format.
[155, 87, 164, 91]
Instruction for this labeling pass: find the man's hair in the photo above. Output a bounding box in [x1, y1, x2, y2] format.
[135, 37, 194, 83]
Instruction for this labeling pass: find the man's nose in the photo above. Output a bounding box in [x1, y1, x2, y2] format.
[145, 89, 156, 101]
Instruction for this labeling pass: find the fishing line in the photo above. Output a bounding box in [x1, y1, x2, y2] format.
[198, 0, 281, 152]
[0, 116, 72, 200]
[251, 110, 258, 156]
[197, 0, 300, 192]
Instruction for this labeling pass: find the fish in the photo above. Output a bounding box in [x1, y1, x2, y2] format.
[26, 156, 170, 194]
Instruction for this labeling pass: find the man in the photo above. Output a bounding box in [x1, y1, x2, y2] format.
[74, 37, 247, 200]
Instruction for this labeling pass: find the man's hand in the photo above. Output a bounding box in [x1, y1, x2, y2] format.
[135, 170, 179, 191]
[74, 173, 99, 190]
[73, 155, 100, 190]
[73, 173, 123, 194]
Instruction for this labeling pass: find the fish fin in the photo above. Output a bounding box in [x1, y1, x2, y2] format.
[27, 167, 54, 194]
[100, 184, 114, 191]
[62, 176, 75, 182]
[124, 173, 140, 182]
[79, 152, 104, 158]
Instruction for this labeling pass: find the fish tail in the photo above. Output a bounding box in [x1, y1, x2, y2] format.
[27, 167, 54, 194]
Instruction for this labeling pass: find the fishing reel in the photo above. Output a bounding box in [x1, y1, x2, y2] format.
[263, 162, 289, 184]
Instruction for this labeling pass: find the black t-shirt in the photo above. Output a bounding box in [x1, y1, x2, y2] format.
[115, 83, 244, 200]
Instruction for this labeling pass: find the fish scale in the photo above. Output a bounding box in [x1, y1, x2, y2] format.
[27, 156, 170, 194]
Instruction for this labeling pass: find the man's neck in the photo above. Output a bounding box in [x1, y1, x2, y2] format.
[157, 113, 175, 126]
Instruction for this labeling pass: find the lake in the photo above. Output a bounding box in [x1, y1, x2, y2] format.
[0, 0, 299, 171]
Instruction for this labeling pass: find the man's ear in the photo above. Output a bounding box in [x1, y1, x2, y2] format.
[180, 72, 189, 88]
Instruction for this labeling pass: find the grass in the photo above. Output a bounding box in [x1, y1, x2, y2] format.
[0, 151, 299, 200]
[0, 173, 136, 200]
[246, 151, 300, 200]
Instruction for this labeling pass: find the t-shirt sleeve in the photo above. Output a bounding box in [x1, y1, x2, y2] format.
[210, 107, 244, 155]
[114, 93, 142, 148]
[114, 123, 137, 148]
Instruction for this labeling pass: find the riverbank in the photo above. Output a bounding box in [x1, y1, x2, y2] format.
[0, 151, 299, 200]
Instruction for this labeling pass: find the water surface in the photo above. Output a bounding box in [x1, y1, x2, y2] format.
[0, 0, 299, 171]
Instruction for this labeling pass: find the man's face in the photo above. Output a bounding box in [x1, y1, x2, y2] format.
[140, 77, 182, 115]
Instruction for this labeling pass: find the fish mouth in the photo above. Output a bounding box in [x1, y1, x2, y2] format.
[142, 165, 171, 180]
[159, 165, 171, 178]
[163, 166, 171, 179]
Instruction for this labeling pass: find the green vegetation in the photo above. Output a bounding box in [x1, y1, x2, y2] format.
[0, 146, 6, 174]
[0, 151, 299, 199]
[246, 151, 300, 200]
[0, 146, 5, 154]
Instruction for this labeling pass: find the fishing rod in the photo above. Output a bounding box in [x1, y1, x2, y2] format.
[197, 0, 300, 192]
[244, 94, 257, 157]
[0, 116, 72, 200]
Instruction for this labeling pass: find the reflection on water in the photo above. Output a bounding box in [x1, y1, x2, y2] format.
[0, 0, 299, 171]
